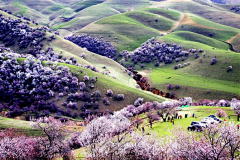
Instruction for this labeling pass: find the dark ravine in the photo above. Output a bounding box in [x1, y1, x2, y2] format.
[225, 41, 237, 52]
[132, 70, 179, 100]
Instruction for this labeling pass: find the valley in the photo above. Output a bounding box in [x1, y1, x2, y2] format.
[0, 0, 239, 159]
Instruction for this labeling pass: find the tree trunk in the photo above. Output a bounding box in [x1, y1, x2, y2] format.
[238, 115, 240, 121]
[163, 117, 166, 122]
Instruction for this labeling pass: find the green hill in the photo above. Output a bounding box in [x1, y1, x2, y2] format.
[78, 8, 180, 51]
[149, 34, 240, 100]
[163, 31, 229, 50]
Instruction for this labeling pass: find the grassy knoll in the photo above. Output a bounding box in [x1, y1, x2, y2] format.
[48, 4, 65, 12]
[79, 16, 160, 51]
[139, 106, 238, 136]
[143, 8, 181, 21]
[70, 0, 105, 12]
[190, 15, 240, 32]
[163, 31, 229, 50]
[125, 10, 174, 31]
[175, 25, 238, 42]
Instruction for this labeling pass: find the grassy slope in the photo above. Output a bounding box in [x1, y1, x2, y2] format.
[153, 0, 240, 29]
[175, 25, 239, 42]
[0, 10, 139, 90]
[125, 10, 174, 31]
[0, 117, 41, 136]
[51, 0, 150, 32]
[143, 8, 181, 21]
[70, 0, 105, 12]
[166, 31, 229, 50]
[3, 1, 50, 24]
[150, 34, 240, 100]
[49, 35, 138, 87]
[63, 63, 166, 111]
[232, 35, 240, 52]
[130, 10, 240, 100]
[79, 8, 179, 51]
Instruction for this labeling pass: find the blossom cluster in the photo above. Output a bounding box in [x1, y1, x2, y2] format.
[119, 37, 202, 69]
[65, 34, 117, 58]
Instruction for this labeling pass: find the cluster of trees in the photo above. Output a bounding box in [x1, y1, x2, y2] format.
[82, 122, 240, 159]
[64, 34, 117, 58]
[68, 98, 187, 148]
[119, 37, 202, 69]
[0, 56, 77, 118]
[0, 14, 82, 66]
[1, 96, 240, 159]
[67, 97, 240, 159]
[0, 117, 71, 159]
[0, 50, 126, 119]
[230, 5, 240, 12]
[0, 14, 47, 48]
[231, 98, 240, 121]
[197, 99, 232, 107]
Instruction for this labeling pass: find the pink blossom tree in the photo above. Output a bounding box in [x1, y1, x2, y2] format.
[231, 98, 240, 121]
[85, 131, 169, 160]
[133, 115, 143, 129]
[215, 109, 227, 118]
[146, 112, 160, 128]
[169, 122, 240, 159]
[0, 129, 39, 159]
[31, 117, 71, 159]
[153, 101, 177, 122]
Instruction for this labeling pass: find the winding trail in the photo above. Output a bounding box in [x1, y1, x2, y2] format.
[178, 14, 223, 30]
[226, 32, 240, 43]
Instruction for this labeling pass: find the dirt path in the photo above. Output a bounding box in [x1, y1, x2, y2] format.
[226, 32, 240, 43]
[178, 14, 222, 30]
[159, 13, 222, 34]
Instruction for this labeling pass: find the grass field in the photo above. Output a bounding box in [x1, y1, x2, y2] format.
[139, 106, 238, 136]
[0, 117, 41, 136]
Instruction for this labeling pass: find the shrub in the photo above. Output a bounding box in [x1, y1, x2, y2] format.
[174, 85, 180, 89]
[215, 109, 227, 118]
[211, 58, 217, 65]
[103, 97, 110, 105]
[167, 84, 173, 90]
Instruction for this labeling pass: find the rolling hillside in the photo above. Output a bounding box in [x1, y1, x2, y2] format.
[1, 0, 240, 101]
[0, 10, 167, 122]
[78, 8, 181, 51]
[74, 3, 240, 100]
